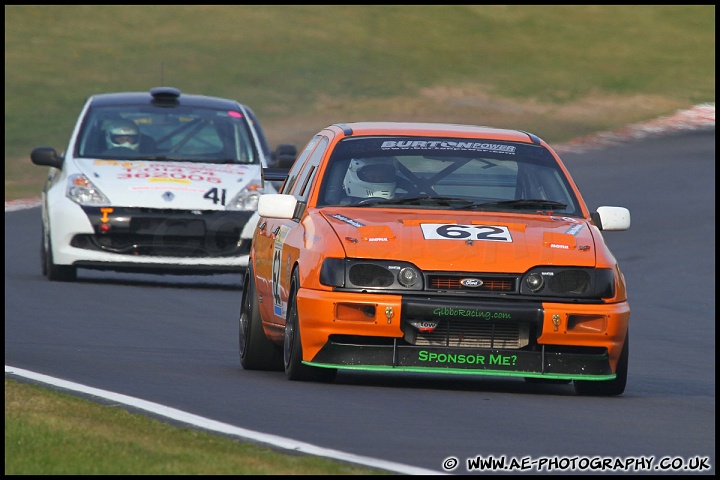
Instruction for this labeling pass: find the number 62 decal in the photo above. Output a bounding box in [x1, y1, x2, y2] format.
[420, 223, 513, 242]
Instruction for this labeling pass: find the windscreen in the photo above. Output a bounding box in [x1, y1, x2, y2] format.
[75, 104, 259, 164]
[317, 136, 581, 216]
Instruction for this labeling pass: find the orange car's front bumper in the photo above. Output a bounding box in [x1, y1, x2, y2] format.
[296, 288, 629, 379]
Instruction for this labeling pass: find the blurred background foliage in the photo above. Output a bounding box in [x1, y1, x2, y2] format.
[5, 5, 715, 200]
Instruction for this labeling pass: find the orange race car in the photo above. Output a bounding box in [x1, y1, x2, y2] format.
[239, 122, 631, 396]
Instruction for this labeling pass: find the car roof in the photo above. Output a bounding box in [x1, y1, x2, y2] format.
[327, 121, 544, 145]
[87, 86, 247, 111]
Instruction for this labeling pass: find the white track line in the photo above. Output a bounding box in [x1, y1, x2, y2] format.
[5, 365, 446, 475]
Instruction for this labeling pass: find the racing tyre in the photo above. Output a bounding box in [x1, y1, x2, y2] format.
[574, 331, 629, 396]
[238, 265, 282, 371]
[42, 226, 76, 282]
[40, 228, 47, 277]
[284, 269, 337, 383]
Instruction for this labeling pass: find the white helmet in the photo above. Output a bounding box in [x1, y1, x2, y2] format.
[105, 119, 140, 151]
[343, 157, 398, 200]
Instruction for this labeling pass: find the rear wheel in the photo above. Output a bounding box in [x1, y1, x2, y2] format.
[283, 269, 337, 383]
[42, 225, 76, 282]
[238, 265, 282, 371]
[574, 331, 629, 396]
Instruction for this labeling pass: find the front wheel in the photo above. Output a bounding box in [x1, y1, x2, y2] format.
[42, 225, 76, 282]
[238, 265, 282, 371]
[283, 269, 336, 383]
[574, 331, 629, 396]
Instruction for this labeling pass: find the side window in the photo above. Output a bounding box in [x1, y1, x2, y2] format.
[243, 107, 272, 159]
[292, 136, 329, 202]
[281, 135, 321, 194]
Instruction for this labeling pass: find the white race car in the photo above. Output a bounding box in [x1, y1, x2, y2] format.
[31, 86, 296, 281]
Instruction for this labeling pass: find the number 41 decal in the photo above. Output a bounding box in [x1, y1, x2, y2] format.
[204, 188, 227, 205]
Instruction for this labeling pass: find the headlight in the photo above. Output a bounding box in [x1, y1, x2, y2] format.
[320, 258, 423, 290]
[66, 174, 110, 205]
[226, 182, 264, 211]
[398, 267, 420, 288]
[520, 267, 615, 299]
[525, 272, 544, 292]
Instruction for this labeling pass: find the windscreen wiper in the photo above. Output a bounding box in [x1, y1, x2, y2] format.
[354, 196, 474, 207]
[142, 156, 236, 164]
[457, 199, 568, 211]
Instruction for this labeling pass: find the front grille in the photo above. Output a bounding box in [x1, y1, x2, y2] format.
[72, 234, 251, 257]
[75, 207, 255, 258]
[427, 273, 518, 292]
[405, 319, 531, 349]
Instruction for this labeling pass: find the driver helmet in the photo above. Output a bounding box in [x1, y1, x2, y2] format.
[343, 157, 398, 200]
[105, 119, 140, 151]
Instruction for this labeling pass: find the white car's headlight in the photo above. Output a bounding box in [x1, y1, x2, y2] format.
[226, 182, 265, 211]
[66, 174, 110, 205]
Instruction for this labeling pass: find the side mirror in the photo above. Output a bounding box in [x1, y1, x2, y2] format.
[31, 147, 64, 169]
[271, 144, 298, 168]
[591, 206, 631, 231]
[258, 194, 297, 219]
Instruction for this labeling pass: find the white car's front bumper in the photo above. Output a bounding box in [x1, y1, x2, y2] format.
[46, 191, 259, 273]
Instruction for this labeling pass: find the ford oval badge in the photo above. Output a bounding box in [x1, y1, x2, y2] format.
[460, 278, 484, 287]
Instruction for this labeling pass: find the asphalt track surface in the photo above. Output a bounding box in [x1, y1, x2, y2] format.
[5, 113, 715, 474]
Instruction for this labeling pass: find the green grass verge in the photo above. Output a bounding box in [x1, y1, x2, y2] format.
[5, 379, 388, 475]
